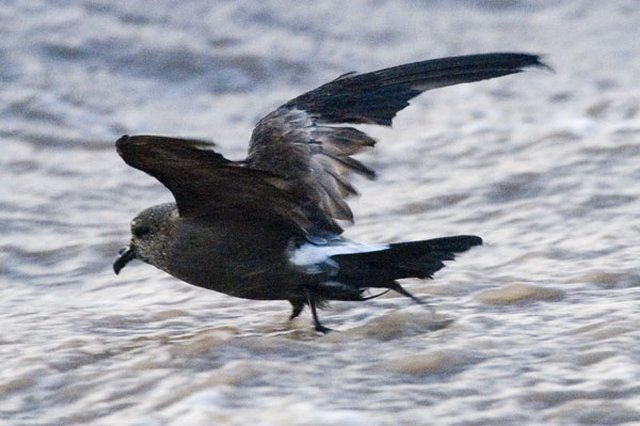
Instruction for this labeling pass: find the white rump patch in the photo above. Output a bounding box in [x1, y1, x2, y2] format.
[289, 239, 389, 270]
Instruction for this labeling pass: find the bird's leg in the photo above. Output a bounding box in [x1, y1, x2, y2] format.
[305, 287, 331, 333]
[388, 281, 434, 315]
[388, 281, 423, 304]
[289, 300, 305, 320]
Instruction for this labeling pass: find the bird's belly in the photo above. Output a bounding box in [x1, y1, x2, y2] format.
[164, 218, 311, 300]
[164, 241, 308, 301]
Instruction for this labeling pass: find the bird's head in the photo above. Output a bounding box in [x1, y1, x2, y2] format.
[113, 203, 177, 275]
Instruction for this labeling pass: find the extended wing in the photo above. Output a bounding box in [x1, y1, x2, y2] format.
[116, 135, 319, 235]
[247, 53, 548, 235]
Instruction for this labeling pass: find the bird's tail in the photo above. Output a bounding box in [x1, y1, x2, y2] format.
[324, 235, 482, 301]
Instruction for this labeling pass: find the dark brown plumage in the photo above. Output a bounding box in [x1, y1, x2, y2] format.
[114, 52, 548, 332]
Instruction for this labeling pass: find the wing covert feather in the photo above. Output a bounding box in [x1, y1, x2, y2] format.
[247, 53, 548, 235]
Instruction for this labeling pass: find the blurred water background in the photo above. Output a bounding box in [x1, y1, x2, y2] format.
[2, 0, 640, 424]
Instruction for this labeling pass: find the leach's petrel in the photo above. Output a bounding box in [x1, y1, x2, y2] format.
[114, 53, 547, 332]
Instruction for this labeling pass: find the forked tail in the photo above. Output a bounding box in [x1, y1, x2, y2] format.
[328, 235, 482, 300]
[295, 235, 482, 332]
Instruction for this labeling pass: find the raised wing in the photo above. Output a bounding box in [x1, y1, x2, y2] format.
[247, 53, 548, 235]
[116, 135, 329, 235]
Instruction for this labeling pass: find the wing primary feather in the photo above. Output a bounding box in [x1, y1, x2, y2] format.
[116, 135, 316, 235]
[285, 52, 549, 126]
[241, 53, 549, 235]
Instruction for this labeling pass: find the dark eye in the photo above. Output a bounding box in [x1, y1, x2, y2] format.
[133, 225, 152, 238]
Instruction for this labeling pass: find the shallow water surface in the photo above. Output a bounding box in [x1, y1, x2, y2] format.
[2, 1, 640, 425]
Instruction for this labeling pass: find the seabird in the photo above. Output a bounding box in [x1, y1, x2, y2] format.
[113, 53, 547, 332]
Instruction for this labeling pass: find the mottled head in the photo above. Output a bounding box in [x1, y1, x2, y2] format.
[113, 203, 178, 275]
